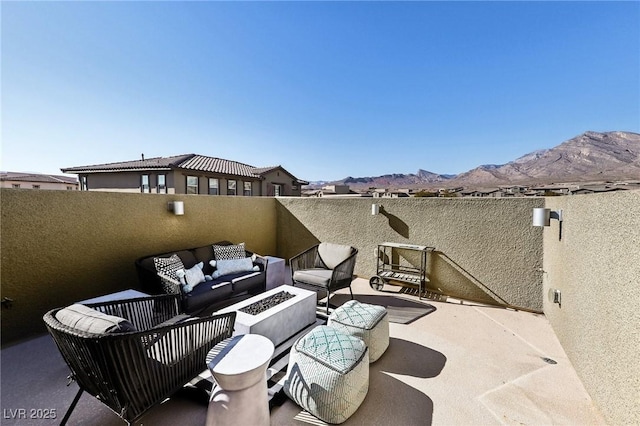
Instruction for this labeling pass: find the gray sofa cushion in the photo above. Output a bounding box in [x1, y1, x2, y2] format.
[56, 304, 136, 334]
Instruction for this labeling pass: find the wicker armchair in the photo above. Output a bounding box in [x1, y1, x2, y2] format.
[43, 294, 236, 425]
[290, 243, 358, 314]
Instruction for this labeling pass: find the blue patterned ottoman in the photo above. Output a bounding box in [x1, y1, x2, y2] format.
[283, 325, 369, 424]
[328, 300, 389, 362]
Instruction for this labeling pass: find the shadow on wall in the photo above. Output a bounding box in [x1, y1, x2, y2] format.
[379, 206, 409, 238]
[275, 202, 320, 261]
[429, 251, 515, 309]
[374, 247, 526, 311]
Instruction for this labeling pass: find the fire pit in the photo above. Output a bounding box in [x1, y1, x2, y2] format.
[239, 291, 296, 315]
[218, 285, 316, 347]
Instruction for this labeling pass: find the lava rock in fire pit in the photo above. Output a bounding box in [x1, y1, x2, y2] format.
[240, 291, 296, 315]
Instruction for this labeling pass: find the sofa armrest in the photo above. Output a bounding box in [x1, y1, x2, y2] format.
[252, 253, 268, 272]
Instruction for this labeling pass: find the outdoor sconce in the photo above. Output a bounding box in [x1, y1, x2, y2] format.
[372, 203, 380, 216]
[532, 208, 563, 239]
[548, 288, 562, 307]
[168, 201, 184, 216]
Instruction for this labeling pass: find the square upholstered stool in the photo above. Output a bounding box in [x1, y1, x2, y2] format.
[328, 299, 389, 362]
[283, 325, 369, 424]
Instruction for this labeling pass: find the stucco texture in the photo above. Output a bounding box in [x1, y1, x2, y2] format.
[543, 190, 640, 425]
[276, 197, 545, 311]
[0, 189, 276, 344]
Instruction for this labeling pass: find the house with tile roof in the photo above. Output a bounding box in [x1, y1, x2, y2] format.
[1, 172, 78, 190]
[61, 154, 308, 196]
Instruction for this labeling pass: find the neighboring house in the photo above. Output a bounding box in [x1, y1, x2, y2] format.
[302, 185, 365, 198]
[530, 184, 577, 196]
[571, 185, 629, 195]
[61, 154, 308, 196]
[460, 188, 502, 198]
[1, 172, 78, 190]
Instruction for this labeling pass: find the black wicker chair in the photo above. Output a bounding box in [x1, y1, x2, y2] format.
[290, 243, 358, 315]
[43, 294, 236, 425]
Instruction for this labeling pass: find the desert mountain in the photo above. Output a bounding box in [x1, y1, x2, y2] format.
[448, 131, 640, 187]
[337, 169, 453, 189]
[312, 131, 640, 190]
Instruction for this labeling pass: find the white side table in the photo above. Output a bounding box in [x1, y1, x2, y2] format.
[265, 256, 285, 290]
[206, 334, 275, 426]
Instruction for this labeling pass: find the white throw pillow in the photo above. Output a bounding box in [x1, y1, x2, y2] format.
[212, 257, 259, 279]
[176, 262, 206, 293]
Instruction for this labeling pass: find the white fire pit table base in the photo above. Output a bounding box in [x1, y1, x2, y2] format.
[218, 285, 317, 347]
[206, 334, 275, 426]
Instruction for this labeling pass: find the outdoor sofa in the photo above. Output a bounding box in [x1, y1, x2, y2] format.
[135, 241, 267, 314]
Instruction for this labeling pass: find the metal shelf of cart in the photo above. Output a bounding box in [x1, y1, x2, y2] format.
[370, 242, 435, 299]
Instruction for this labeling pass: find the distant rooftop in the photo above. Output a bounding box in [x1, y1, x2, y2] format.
[1, 171, 78, 185]
[61, 154, 308, 184]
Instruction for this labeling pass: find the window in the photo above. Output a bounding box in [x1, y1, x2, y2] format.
[227, 180, 236, 196]
[141, 175, 150, 193]
[186, 176, 199, 194]
[32, 185, 40, 189]
[157, 174, 166, 194]
[66, 186, 74, 190]
[80, 176, 88, 191]
[243, 181, 252, 196]
[209, 178, 219, 195]
[12, 184, 20, 189]
[273, 184, 283, 197]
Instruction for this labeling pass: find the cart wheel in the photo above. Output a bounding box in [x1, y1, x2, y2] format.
[369, 276, 385, 291]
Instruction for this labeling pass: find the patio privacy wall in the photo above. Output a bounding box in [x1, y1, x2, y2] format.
[0, 189, 277, 344]
[276, 196, 546, 311]
[543, 190, 640, 426]
[3, 188, 637, 424]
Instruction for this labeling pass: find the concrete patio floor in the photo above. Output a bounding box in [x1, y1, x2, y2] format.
[0, 278, 605, 425]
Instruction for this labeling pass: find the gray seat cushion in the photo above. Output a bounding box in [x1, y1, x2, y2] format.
[55, 304, 136, 334]
[293, 268, 333, 287]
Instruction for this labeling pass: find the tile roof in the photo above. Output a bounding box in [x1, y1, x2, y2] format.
[61, 154, 195, 173]
[251, 166, 281, 175]
[180, 155, 259, 178]
[1, 172, 78, 184]
[61, 154, 307, 183]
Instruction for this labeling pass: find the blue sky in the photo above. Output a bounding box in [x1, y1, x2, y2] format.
[2, 1, 639, 182]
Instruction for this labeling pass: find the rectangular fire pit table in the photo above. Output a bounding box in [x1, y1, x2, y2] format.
[218, 285, 317, 347]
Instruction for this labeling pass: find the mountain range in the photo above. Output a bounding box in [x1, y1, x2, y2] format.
[311, 131, 640, 190]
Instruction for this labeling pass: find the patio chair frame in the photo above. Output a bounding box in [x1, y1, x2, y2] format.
[43, 294, 236, 425]
[290, 244, 358, 315]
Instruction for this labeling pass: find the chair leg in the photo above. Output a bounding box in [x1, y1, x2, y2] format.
[60, 388, 84, 426]
[326, 289, 330, 315]
[349, 286, 354, 300]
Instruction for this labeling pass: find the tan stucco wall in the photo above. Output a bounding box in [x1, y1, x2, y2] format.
[276, 197, 545, 311]
[543, 190, 640, 425]
[0, 189, 276, 344]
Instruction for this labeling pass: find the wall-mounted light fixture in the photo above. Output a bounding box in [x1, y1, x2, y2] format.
[533, 207, 563, 239]
[372, 203, 380, 216]
[168, 201, 184, 216]
[548, 288, 561, 307]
